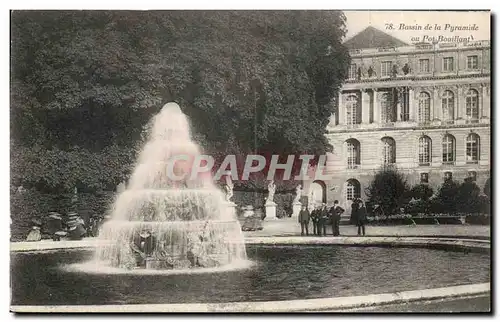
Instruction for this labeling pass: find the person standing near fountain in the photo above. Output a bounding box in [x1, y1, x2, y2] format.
[329, 200, 344, 236]
[319, 203, 329, 236]
[298, 204, 310, 236]
[310, 205, 320, 236]
[356, 200, 367, 236]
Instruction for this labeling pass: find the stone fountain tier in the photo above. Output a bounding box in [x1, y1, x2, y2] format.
[112, 189, 232, 222]
[127, 162, 215, 190]
[95, 220, 247, 270]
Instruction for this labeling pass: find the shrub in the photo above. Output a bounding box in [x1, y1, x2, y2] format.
[365, 166, 411, 216]
[456, 178, 482, 214]
[433, 179, 460, 214]
[411, 184, 434, 201]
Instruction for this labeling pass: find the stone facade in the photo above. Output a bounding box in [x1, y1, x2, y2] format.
[321, 34, 490, 210]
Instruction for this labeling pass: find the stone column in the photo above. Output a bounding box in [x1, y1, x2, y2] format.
[408, 87, 415, 122]
[456, 85, 464, 119]
[361, 89, 370, 124]
[479, 84, 491, 118]
[338, 91, 344, 125]
[431, 86, 439, 121]
[481, 83, 489, 119]
[373, 88, 379, 123]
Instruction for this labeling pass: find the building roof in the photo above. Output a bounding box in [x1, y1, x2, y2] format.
[344, 26, 409, 49]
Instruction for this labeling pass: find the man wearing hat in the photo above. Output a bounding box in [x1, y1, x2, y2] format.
[298, 204, 310, 236]
[310, 205, 320, 236]
[319, 203, 329, 236]
[329, 200, 344, 236]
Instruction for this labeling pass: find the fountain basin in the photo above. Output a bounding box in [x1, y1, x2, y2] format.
[10, 242, 490, 306]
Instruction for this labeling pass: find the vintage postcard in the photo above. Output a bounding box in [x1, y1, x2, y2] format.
[9, 10, 491, 313]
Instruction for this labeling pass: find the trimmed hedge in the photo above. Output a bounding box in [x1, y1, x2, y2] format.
[366, 213, 489, 226]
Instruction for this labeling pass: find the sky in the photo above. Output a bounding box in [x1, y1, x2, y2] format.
[343, 11, 490, 44]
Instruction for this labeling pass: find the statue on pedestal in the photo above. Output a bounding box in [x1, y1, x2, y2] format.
[266, 180, 276, 205]
[293, 185, 302, 204]
[224, 173, 234, 202]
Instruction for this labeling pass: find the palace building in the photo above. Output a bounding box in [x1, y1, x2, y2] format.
[308, 27, 491, 210]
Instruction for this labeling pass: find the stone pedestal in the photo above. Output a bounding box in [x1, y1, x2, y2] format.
[292, 202, 302, 218]
[265, 202, 277, 220]
[225, 201, 237, 218]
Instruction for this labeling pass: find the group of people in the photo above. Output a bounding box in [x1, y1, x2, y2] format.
[298, 198, 367, 236]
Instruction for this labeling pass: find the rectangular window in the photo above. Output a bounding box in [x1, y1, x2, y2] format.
[419, 59, 430, 73]
[467, 55, 479, 70]
[381, 61, 392, 77]
[420, 173, 429, 184]
[348, 64, 357, 80]
[443, 57, 454, 72]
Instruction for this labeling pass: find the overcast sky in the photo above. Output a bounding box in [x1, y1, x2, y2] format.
[343, 11, 490, 43]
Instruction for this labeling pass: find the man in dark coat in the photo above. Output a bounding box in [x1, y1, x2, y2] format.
[350, 199, 360, 225]
[319, 203, 329, 236]
[329, 200, 344, 236]
[298, 205, 310, 236]
[310, 205, 319, 235]
[357, 200, 367, 236]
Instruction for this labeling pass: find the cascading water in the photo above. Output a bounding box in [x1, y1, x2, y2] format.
[94, 102, 247, 271]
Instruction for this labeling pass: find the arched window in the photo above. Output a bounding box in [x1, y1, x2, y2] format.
[466, 89, 479, 121]
[418, 136, 432, 165]
[380, 92, 394, 123]
[346, 139, 360, 169]
[442, 90, 454, 123]
[442, 134, 456, 164]
[382, 137, 396, 164]
[345, 95, 359, 125]
[466, 133, 480, 163]
[418, 92, 431, 123]
[346, 179, 361, 201]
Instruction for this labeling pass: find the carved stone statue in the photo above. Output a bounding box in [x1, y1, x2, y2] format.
[267, 180, 276, 204]
[367, 66, 375, 77]
[293, 185, 302, 204]
[224, 174, 234, 202]
[402, 63, 411, 75]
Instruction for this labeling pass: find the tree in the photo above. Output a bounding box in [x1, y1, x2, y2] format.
[407, 184, 434, 215]
[11, 10, 350, 192]
[365, 167, 411, 216]
[456, 178, 482, 214]
[411, 184, 434, 201]
[434, 179, 460, 214]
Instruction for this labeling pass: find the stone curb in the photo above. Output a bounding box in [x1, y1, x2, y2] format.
[10, 283, 490, 313]
[10, 236, 490, 252]
[244, 236, 490, 252]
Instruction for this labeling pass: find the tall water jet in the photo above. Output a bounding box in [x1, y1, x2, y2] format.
[95, 102, 247, 270]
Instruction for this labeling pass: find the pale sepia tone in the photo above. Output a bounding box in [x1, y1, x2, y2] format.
[10, 10, 491, 313]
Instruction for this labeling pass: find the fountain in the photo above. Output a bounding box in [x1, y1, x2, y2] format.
[94, 102, 247, 271]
